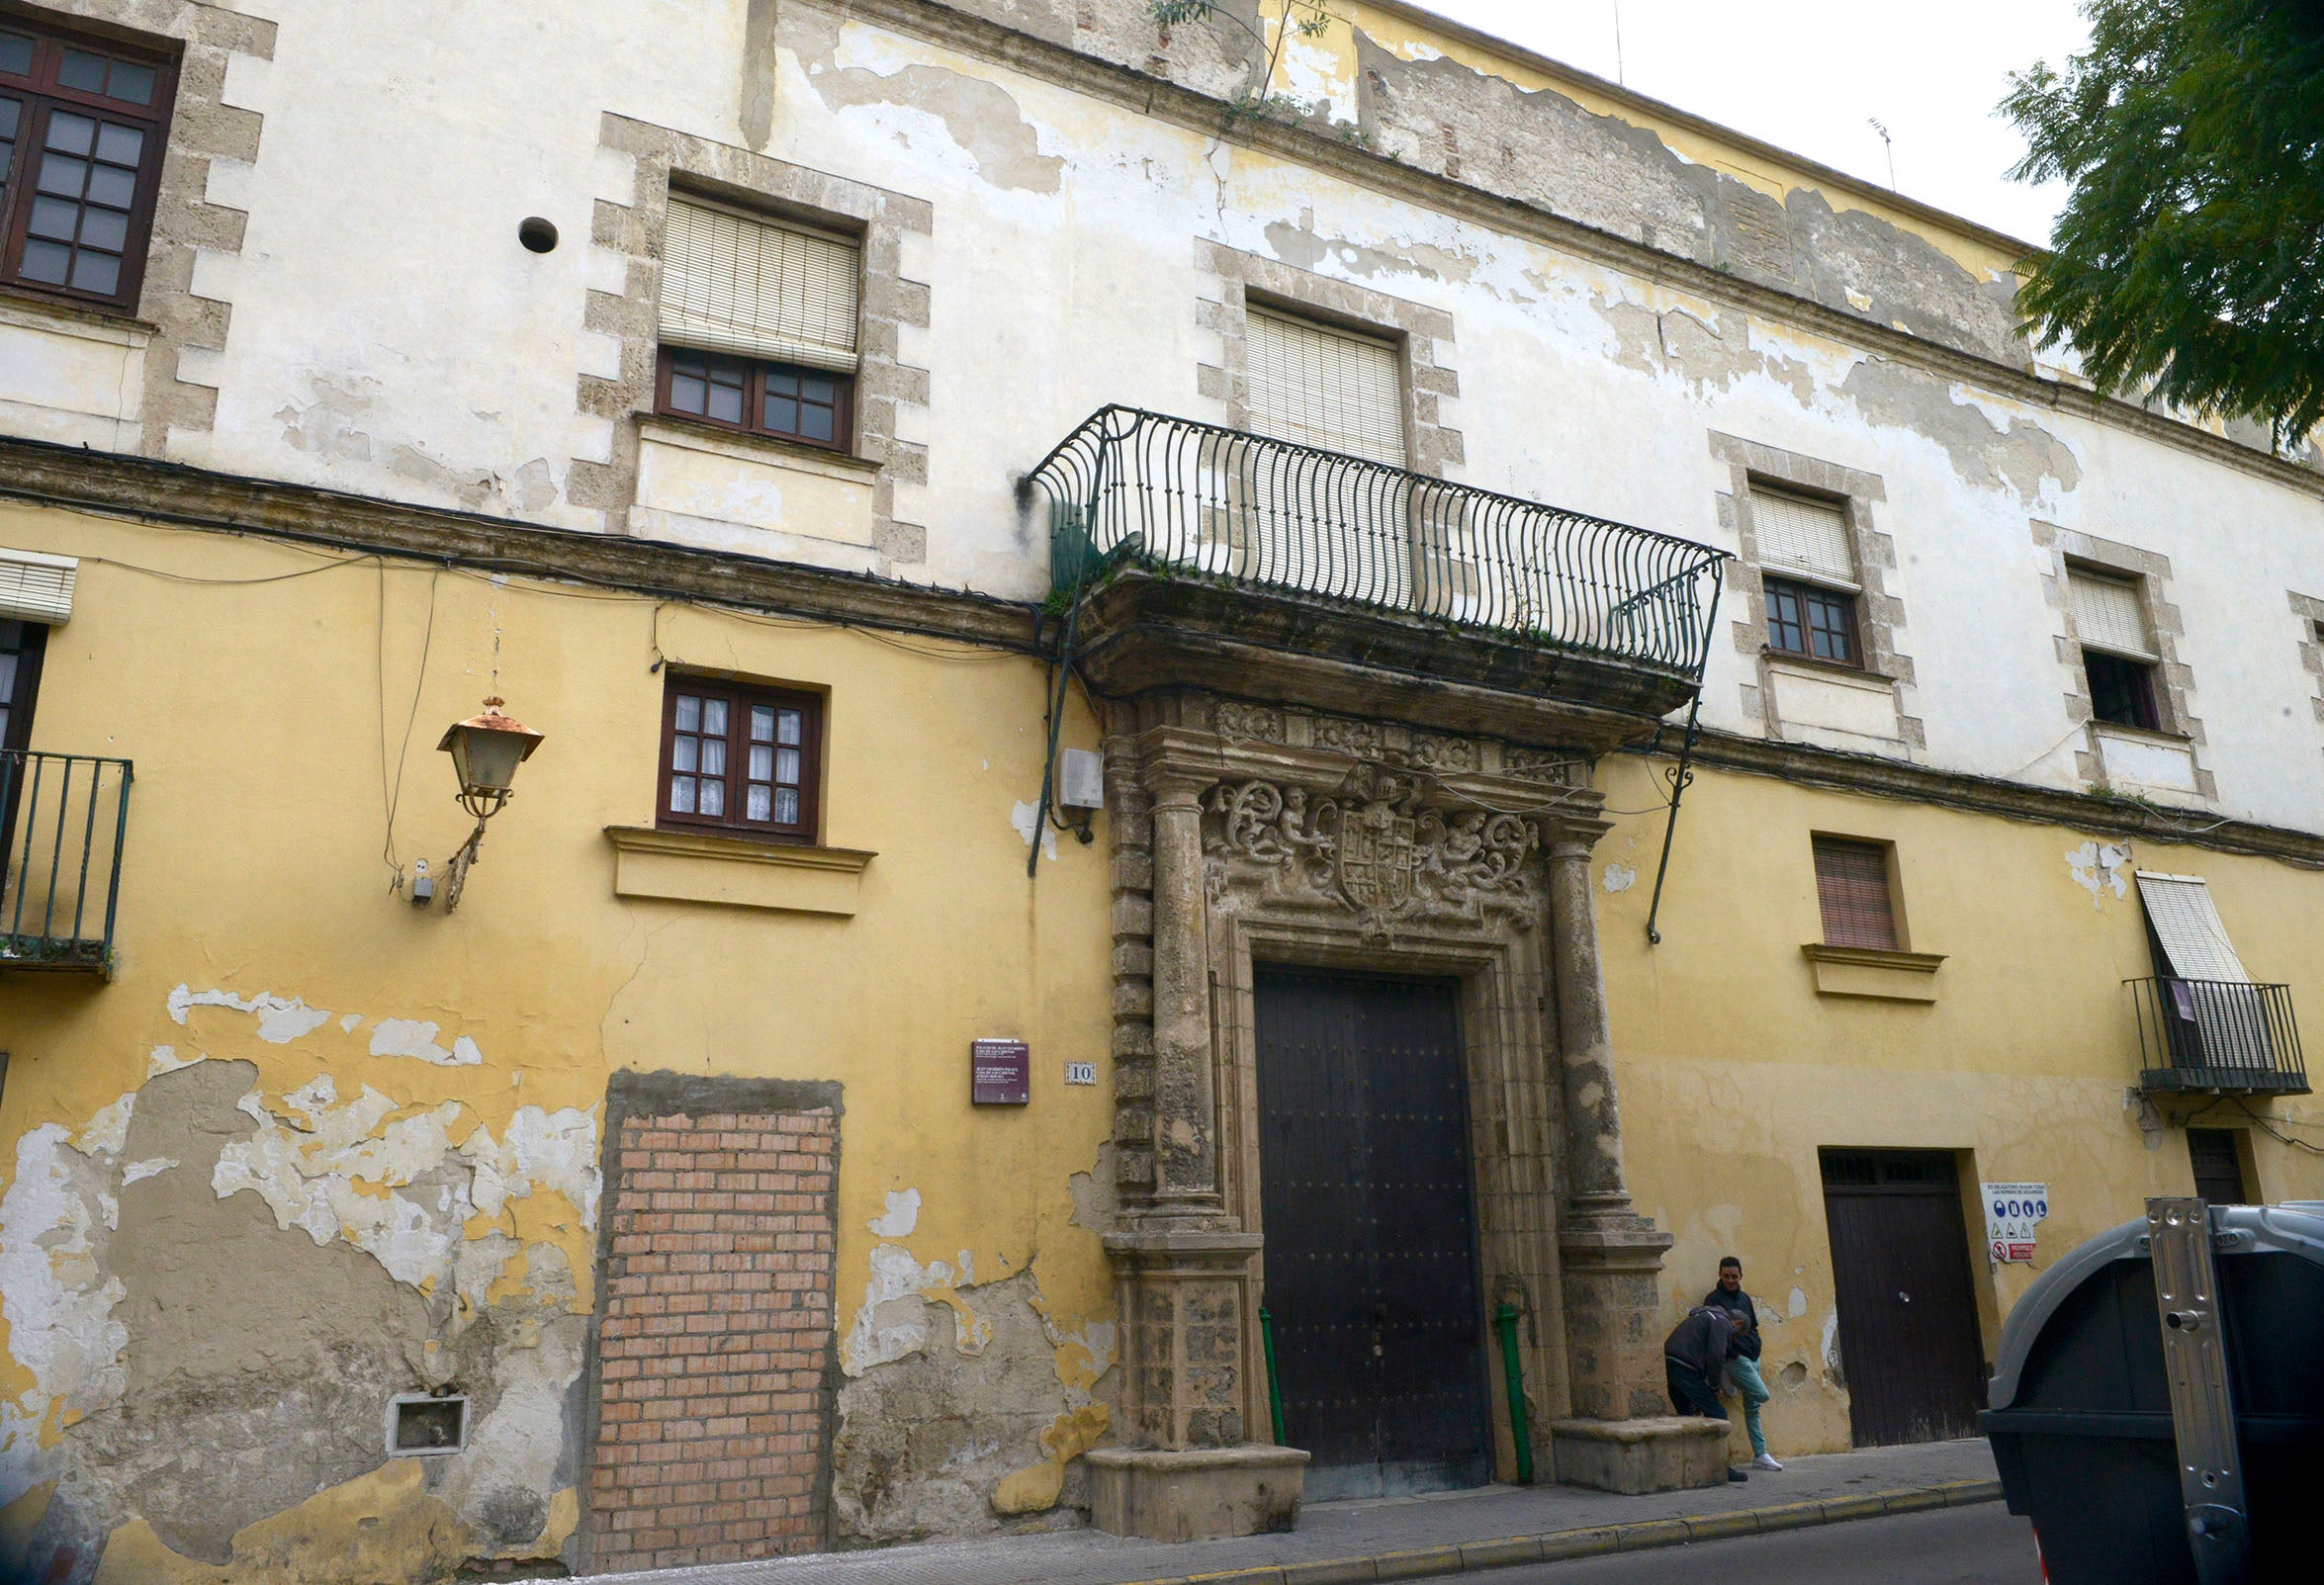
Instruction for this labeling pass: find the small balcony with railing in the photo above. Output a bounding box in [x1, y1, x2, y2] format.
[1025, 408, 1727, 746]
[0, 749, 133, 976]
[2129, 976, 2308, 1096]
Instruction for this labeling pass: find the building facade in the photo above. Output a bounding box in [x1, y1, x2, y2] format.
[0, 0, 2316, 1578]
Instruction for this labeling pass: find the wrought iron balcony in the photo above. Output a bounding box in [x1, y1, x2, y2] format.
[0, 750, 133, 976]
[1027, 407, 1726, 697]
[2129, 976, 2308, 1095]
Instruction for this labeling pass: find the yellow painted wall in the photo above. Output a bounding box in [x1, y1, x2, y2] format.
[0, 502, 1117, 1575]
[1594, 754, 2324, 1456]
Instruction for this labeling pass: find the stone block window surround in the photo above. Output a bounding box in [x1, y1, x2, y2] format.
[1195, 240, 1464, 479]
[2032, 522, 2214, 802]
[1710, 432, 1922, 755]
[2286, 591, 2324, 738]
[576, 115, 932, 570]
[0, 0, 273, 454]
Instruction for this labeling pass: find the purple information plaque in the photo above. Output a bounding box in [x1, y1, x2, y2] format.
[971, 1038, 1030, 1104]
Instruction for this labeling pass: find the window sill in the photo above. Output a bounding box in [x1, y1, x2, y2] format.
[1801, 943, 1945, 1003]
[604, 825, 874, 917]
[2088, 720, 2190, 748]
[634, 413, 878, 480]
[1760, 649, 1891, 686]
[0, 287, 156, 342]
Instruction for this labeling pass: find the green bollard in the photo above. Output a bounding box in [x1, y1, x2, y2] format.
[1259, 1307, 1288, 1447]
[1494, 1303, 1534, 1484]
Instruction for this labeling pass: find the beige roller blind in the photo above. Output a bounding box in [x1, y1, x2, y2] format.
[659, 197, 859, 372]
[2135, 872, 2250, 983]
[2068, 568, 2155, 659]
[1751, 489, 1856, 585]
[1246, 308, 1406, 468]
[0, 549, 75, 625]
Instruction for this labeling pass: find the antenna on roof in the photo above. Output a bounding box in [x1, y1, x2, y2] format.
[1868, 118, 1896, 190]
[1613, 2, 1625, 86]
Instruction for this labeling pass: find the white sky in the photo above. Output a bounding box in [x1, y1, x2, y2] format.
[1412, 1, 2094, 246]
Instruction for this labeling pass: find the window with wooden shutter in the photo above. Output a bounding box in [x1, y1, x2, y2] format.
[655, 197, 859, 450]
[1246, 308, 1406, 467]
[1813, 837, 1899, 950]
[2067, 568, 2155, 659]
[1752, 489, 1857, 586]
[2069, 567, 2164, 729]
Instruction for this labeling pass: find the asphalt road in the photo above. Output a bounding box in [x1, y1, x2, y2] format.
[1413, 1503, 2041, 1583]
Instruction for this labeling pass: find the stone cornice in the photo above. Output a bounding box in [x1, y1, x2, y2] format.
[836, 0, 2324, 504]
[1650, 727, 2324, 871]
[0, 431, 1042, 655]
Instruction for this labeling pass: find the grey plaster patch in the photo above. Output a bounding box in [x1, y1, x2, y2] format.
[790, 6, 1065, 194]
[1838, 358, 2082, 500]
[1599, 299, 1816, 405]
[277, 377, 560, 514]
[830, 1268, 1092, 1544]
[1261, 219, 1478, 285]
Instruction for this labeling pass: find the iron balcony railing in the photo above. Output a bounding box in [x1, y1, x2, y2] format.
[1026, 406, 1728, 681]
[2128, 976, 2308, 1094]
[0, 750, 133, 975]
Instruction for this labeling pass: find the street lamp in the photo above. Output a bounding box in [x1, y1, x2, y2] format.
[432, 697, 543, 911]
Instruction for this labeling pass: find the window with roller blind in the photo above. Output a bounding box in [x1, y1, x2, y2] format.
[657, 674, 822, 843]
[1749, 486, 1864, 667]
[0, 17, 176, 309]
[2066, 565, 2162, 731]
[1812, 837, 1900, 950]
[654, 194, 859, 451]
[1245, 307, 1407, 467]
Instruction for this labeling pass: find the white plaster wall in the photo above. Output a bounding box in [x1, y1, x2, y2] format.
[14, 2, 2324, 831]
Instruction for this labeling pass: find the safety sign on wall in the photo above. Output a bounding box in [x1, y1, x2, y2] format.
[1983, 1182, 2049, 1264]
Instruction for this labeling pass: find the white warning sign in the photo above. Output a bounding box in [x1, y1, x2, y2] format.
[1983, 1182, 2049, 1264]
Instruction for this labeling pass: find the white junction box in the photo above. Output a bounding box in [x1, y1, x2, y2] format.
[1057, 748, 1106, 811]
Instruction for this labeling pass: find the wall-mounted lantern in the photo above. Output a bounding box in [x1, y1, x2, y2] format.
[431, 697, 543, 913]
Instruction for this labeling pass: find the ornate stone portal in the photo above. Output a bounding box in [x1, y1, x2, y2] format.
[1089, 696, 1688, 1539]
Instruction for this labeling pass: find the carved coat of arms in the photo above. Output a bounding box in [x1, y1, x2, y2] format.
[1335, 765, 1419, 915]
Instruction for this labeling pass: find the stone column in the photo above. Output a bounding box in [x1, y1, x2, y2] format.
[1091, 747, 1303, 1538]
[1546, 822, 1673, 1423]
[1147, 769, 1222, 1218]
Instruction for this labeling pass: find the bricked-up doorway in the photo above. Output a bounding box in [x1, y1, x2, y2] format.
[584, 1073, 843, 1572]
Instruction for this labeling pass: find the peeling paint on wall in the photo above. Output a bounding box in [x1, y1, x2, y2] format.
[791, 11, 1066, 195]
[2066, 839, 2132, 907]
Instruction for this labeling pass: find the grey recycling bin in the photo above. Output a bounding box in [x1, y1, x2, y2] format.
[1981, 1199, 2324, 1585]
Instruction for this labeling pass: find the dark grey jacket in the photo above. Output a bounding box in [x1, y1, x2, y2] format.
[1703, 1285, 1762, 1362]
[1662, 1305, 1739, 1379]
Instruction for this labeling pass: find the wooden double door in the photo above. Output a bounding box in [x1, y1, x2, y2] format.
[1821, 1148, 1989, 1446]
[1255, 967, 1490, 1500]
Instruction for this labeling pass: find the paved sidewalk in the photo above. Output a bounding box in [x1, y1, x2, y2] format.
[620, 1439, 2001, 1585]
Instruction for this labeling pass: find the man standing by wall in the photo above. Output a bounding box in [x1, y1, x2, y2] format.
[1705, 1257, 1782, 1471]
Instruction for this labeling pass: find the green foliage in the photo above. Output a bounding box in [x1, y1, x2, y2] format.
[1150, 2, 1337, 130]
[2004, 1, 2324, 442]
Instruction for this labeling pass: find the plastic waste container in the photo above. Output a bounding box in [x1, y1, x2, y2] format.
[1981, 1199, 2324, 1585]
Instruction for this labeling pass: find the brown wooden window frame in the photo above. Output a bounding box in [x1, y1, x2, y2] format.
[0, 14, 177, 312]
[1764, 573, 1863, 668]
[656, 674, 823, 845]
[1812, 836, 1900, 951]
[653, 345, 855, 454]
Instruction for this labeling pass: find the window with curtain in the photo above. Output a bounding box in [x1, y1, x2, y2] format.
[658, 675, 822, 843]
[655, 196, 860, 450]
